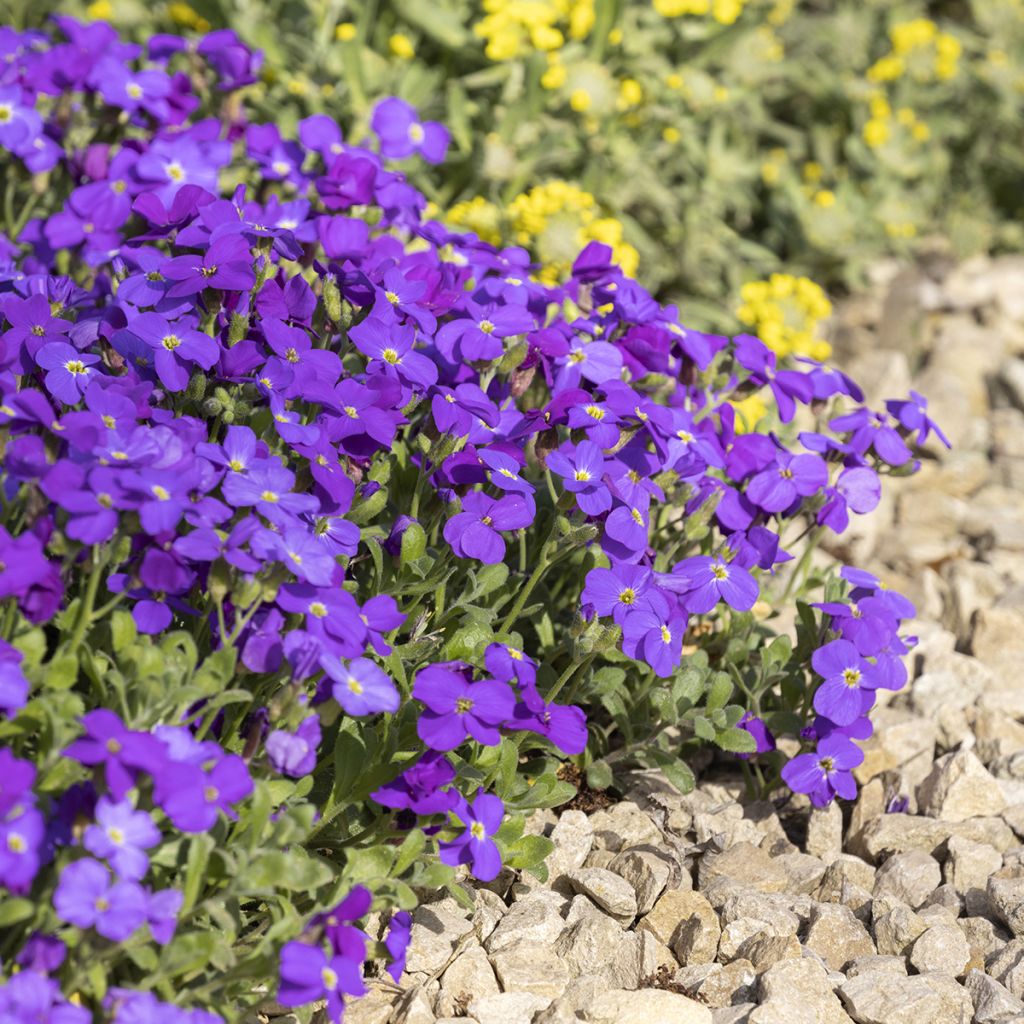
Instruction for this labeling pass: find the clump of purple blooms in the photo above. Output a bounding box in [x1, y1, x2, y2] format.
[0, 15, 940, 1024]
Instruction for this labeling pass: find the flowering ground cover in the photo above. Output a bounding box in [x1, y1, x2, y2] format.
[0, 17, 949, 1023]
[42, 0, 1024, 323]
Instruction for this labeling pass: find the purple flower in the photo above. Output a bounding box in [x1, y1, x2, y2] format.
[384, 911, 412, 982]
[159, 755, 253, 833]
[438, 790, 504, 881]
[0, 645, 29, 715]
[443, 491, 535, 564]
[581, 565, 655, 624]
[745, 451, 828, 513]
[147, 887, 183, 944]
[886, 391, 950, 448]
[278, 940, 364, 1023]
[115, 312, 219, 392]
[0, 805, 44, 894]
[371, 751, 459, 815]
[621, 602, 686, 677]
[64, 710, 164, 800]
[162, 235, 255, 297]
[266, 715, 322, 777]
[35, 342, 100, 405]
[54, 858, 148, 941]
[348, 317, 438, 389]
[810, 639, 880, 727]
[83, 797, 161, 881]
[736, 712, 776, 760]
[547, 441, 611, 516]
[371, 97, 449, 164]
[320, 655, 400, 716]
[509, 698, 587, 755]
[660, 555, 759, 613]
[413, 665, 514, 751]
[780, 733, 863, 807]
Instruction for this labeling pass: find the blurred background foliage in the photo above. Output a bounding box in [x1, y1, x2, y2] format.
[11, 0, 1024, 333]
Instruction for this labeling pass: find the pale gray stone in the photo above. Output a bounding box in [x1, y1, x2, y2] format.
[483, 889, 566, 954]
[803, 903, 876, 971]
[698, 842, 789, 894]
[675, 959, 757, 1008]
[873, 850, 942, 909]
[988, 873, 1024, 937]
[806, 803, 843, 864]
[554, 909, 630, 980]
[872, 902, 928, 957]
[712, 1006, 755, 1024]
[468, 991, 551, 1024]
[917, 749, 1007, 822]
[672, 892, 722, 965]
[751, 956, 851, 1024]
[908, 922, 971, 976]
[565, 867, 638, 924]
[816, 855, 876, 910]
[921, 882, 963, 916]
[404, 902, 474, 974]
[733, 931, 801, 971]
[472, 887, 506, 944]
[488, 941, 571, 1000]
[944, 835, 1002, 916]
[435, 944, 499, 1018]
[959, 916, 1010, 966]
[608, 845, 673, 914]
[588, 802, 662, 852]
[545, 810, 594, 883]
[986, 937, 1024, 998]
[838, 972, 973, 1024]
[844, 955, 907, 978]
[859, 813, 1015, 861]
[639, 889, 717, 948]
[963, 968, 1024, 1023]
[582, 988, 713, 1024]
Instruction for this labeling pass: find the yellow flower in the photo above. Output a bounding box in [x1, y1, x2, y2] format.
[86, 0, 114, 19]
[287, 78, 309, 95]
[446, 196, 504, 246]
[713, 85, 730, 103]
[570, 88, 592, 111]
[618, 78, 642, 108]
[570, 0, 597, 39]
[736, 274, 832, 360]
[867, 55, 904, 83]
[814, 190, 836, 208]
[802, 161, 823, 183]
[665, 72, 684, 90]
[168, 2, 210, 30]
[542, 58, 568, 90]
[608, 27, 623, 45]
[730, 394, 769, 433]
[335, 22, 357, 41]
[389, 33, 415, 59]
[863, 119, 890, 147]
[911, 122, 930, 141]
[662, 126, 681, 143]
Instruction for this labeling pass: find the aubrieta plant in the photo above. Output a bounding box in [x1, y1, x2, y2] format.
[0, 17, 946, 1024]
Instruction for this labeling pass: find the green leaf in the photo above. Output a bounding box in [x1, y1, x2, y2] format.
[393, 828, 428, 877]
[44, 652, 79, 690]
[714, 726, 758, 753]
[0, 897, 34, 928]
[586, 759, 613, 791]
[705, 672, 733, 711]
[643, 746, 696, 795]
[504, 834, 554, 875]
[181, 833, 216, 914]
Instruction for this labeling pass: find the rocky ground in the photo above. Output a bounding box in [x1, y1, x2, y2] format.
[289, 254, 1024, 1024]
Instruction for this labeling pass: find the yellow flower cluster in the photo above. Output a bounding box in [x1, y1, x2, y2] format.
[652, 0, 749, 26]
[507, 181, 639, 282]
[443, 182, 639, 284]
[445, 197, 504, 247]
[167, 2, 211, 31]
[862, 92, 930, 149]
[474, 0, 596, 61]
[867, 18, 961, 83]
[736, 274, 833, 361]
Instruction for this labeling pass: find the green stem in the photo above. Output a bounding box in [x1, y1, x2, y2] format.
[780, 525, 823, 604]
[546, 651, 596, 705]
[498, 529, 556, 634]
[67, 546, 104, 655]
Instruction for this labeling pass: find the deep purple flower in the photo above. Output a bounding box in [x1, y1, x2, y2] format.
[546, 440, 611, 516]
[371, 97, 449, 164]
[736, 712, 776, 760]
[371, 751, 458, 815]
[64, 710, 165, 800]
[745, 451, 828, 513]
[443, 492, 535, 564]
[886, 391, 950, 448]
[348, 317, 438, 389]
[278, 940, 364, 1023]
[660, 555, 759, 613]
[438, 790, 504, 881]
[621, 602, 686, 677]
[115, 312, 219, 392]
[0, 805, 44, 894]
[83, 797, 161, 881]
[0, 644, 29, 715]
[162, 235, 255, 297]
[35, 342, 100, 405]
[54, 858, 147, 941]
[159, 755, 253, 833]
[509, 698, 587, 755]
[811, 639, 880, 726]
[780, 733, 863, 807]
[266, 715, 321, 777]
[320, 655, 400, 716]
[384, 911, 412, 982]
[413, 665, 514, 751]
